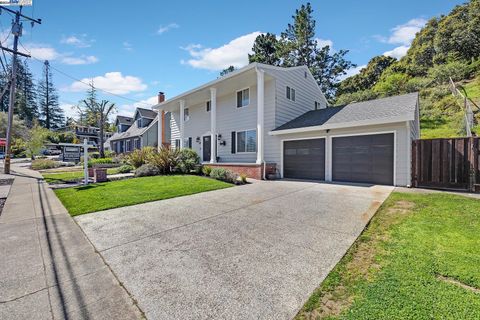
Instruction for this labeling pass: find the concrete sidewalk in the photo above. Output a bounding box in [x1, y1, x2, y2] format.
[0, 164, 142, 320]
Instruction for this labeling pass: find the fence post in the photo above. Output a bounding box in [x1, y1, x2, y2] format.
[411, 140, 417, 187]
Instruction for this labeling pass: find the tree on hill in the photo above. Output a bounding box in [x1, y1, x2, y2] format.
[37, 60, 64, 129]
[338, 56, 397, 95]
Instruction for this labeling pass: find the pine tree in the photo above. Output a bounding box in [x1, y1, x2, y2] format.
[248, 33, 281, 66]
[16, 60, 38, 126]
[37, 60, 64, 129]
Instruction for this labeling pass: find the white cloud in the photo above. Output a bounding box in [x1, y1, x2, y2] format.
[123, 41, 133, 51]
[59, 103, 79, 119]
[182, 31, 262, 71]
[118, 96, 158, 117]
[387, 18, 426, 45]
[27, 45, 61, 60]
[316, 38, 333, 49]
[23, 43, 99, 65]
[383, 45, 410, 59]
[376, 18, 427, 60]
[157, 23, 179, 35]
[61, 34, 94, 48]
[65, 72, 148, 95]
[61, 55, 98, 65]
[339, 64, 367, 81]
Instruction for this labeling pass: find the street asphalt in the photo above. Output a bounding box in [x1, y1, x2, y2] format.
[76, 179, 393, 320]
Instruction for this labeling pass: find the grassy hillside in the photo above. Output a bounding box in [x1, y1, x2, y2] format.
[335, 0, 480, 139]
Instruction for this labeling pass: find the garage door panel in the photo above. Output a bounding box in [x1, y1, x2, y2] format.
[332, 133, 394, 185]
[284, 138, 325, 180]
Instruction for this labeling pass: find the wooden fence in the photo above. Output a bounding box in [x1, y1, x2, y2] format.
[411, 138, 480, 192]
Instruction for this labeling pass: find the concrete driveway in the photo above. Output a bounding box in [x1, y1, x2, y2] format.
[76, 180, 393, 320]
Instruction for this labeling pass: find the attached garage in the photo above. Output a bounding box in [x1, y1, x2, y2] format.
[332, 133, 394, 185]
[271, 93, 420, 187]
[283, 138, 325, 180]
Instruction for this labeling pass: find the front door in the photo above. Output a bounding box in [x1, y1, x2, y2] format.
[203, 136, 211, 162]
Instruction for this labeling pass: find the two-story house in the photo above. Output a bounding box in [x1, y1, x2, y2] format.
[108, 95, 171, 153]
[154, 63, 419, 186]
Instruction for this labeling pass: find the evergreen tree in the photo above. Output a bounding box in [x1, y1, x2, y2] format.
[248, 33, 281, 66]
[0, 58, 38, 125]
[219, 66, 235, 77]
[37, 60, 64, 129]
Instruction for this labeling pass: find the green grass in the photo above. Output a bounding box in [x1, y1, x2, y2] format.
[295, 192, 480, 319]
[42, 168, 119, 184]
[420, 117, 462, 139]
[55, 175, 232, 216]
[463, 78, 480, 100]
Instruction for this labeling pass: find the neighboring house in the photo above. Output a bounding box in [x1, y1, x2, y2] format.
[154, 62, 420, 186]
[57, 125, 114, 148]
[108, 100, 171, 153]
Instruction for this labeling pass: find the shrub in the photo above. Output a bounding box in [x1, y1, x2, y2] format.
[147, 146, 179, 174]
[209, 167, 237, 183]
[31, 159, 58, 170]
[126, 147, 156, 168]
[239, 173, 248, 184]
[428, 61, 472, 85]
[134, 163, 160, 177]
[116, 164, 134, 174]
[202, 165, 212, 176]
[87, 157, 115, 167]
[176, 148, 200, 173]
[89, 152, 100, 159]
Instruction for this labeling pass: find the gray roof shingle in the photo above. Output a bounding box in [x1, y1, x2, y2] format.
[116, 115, 133, 126]
[273, 92, 418, 132]
[136, 108, 157, 119]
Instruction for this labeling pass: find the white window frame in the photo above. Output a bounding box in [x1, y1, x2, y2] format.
[286, 86, 296, 102]
[236, 87, 250, 108]
[125, 140, 131, 152]
[315, 101, 321, 110]
[184, 108, 190, 122]
[236, 129, 257, 153]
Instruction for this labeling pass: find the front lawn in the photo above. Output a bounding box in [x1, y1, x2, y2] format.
[55, 175, 232, 216]
[43, 168, 118, 184]
[296, 192, 480, 319]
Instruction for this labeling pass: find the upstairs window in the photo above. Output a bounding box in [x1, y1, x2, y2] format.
[286, 86, 296, 101]
[137, 119, 142, 128]
[184, 108, 190, 121]
[206, 100, 211, 112]
[236, 88, 250, 108]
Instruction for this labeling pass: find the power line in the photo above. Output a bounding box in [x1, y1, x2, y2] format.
[21, 45, 155, 107]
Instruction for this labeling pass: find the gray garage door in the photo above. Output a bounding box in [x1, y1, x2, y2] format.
[283, 138, 325, 180]
[332, 133, 394, 185]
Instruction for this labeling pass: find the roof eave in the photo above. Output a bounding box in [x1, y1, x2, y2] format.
[269, 115, 414, 136]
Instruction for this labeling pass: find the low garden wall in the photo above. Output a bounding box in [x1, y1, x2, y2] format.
[207, 163, 276, 180]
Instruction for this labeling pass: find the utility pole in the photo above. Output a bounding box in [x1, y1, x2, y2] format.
[1, 5, 41, 174]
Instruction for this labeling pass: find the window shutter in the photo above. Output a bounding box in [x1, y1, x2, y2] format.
[188, 137, 192, 149]
[231, 131, 236, 154]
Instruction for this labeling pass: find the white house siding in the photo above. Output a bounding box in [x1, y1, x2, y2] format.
[265, 67, 327, 128]
[272, 122, 412, 186]
[183, 100, 211, 156]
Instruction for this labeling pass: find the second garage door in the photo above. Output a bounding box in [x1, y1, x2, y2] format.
[332, 133, 394, 185]
[284, 138, 325, 180]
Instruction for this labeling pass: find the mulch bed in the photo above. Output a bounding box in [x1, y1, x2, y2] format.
[0, 179, 13, 186]
[0, 198, 6, 216]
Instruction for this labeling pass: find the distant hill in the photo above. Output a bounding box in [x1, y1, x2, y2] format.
[336, 0, 480, 138]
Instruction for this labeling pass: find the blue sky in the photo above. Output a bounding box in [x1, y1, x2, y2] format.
[0, 0, 465, 119]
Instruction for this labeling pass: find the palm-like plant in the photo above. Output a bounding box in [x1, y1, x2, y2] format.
[81, 99, 116, 158]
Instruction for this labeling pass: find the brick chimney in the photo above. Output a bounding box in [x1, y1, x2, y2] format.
[158, 91, 165, 103]
[158, 92, 166, 146]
